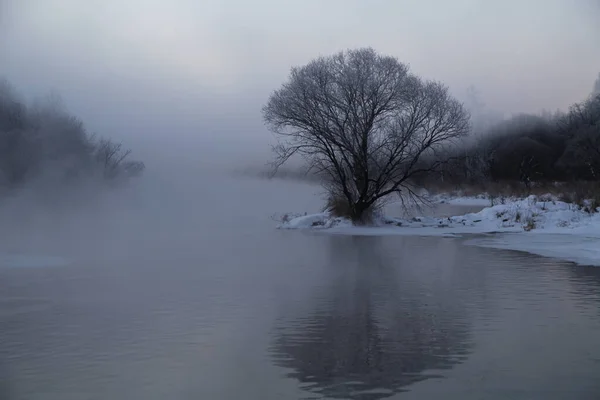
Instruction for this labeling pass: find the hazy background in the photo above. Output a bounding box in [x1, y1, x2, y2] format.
[1, 0, 599, 170]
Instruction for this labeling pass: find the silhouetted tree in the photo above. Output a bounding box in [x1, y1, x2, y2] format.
[263, 48, 470, 222]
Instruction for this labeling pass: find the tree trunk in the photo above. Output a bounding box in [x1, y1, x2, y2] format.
[351, 201, 370, 224]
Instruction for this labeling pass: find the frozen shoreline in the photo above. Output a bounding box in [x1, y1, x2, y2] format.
[278, 195, 600, 266]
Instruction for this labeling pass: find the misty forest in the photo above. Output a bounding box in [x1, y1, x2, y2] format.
[0, 79, 144, 195]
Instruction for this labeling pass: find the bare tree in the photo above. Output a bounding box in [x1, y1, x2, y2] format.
[263, 48, 470, 223]
[593, 73, 600, 97]
[92, 136, 144, 180]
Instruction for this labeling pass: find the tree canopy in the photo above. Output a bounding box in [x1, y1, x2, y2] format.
[263, 48, 470, 222]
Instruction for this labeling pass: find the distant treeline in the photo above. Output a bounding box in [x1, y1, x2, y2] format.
[422, 78, 600, 189]
[0, 79, 144, 192]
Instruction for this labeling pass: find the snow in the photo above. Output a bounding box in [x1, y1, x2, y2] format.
[278, 212, 352, 230]
[278, 195, 600, 266]
[464, 234, 600, 267]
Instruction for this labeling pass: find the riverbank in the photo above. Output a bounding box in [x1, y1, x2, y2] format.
[278, 195, 600, 266]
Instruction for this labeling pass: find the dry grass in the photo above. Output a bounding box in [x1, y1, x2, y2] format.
[425, 180, 600, 213]
[557, 182, 600, 213]
[464, 181, 561, 198]
[523, 216, 537, 231]
[324, 195, 382, 224]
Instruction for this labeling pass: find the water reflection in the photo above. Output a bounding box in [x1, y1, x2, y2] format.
[270, 236, 474, 399]
[566, 262, 600, 317]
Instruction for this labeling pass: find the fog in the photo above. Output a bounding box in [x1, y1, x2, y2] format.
[2, 1, 600, 156]
[1, 0, 600, 252]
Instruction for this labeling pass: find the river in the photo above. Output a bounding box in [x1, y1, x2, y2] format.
[1, 173, 600, 399]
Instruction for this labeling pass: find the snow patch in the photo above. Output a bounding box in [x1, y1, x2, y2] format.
[278, 195, 600, 266]
[464, 234, 600, 267]
[277, 212, 352, 229]
[280, 195, 598, 233]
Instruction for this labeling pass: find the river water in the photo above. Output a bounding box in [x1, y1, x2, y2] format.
[1, 174, 600, 399]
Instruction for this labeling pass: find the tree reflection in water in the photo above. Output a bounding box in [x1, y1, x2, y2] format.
[270, 236, 474, 399]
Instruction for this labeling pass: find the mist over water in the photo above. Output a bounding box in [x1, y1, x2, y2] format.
[0, 138, 295, 263]
[2, 170, 600, 399]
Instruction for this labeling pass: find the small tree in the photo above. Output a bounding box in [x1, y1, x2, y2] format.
[92, 136, 145, 180]
[263, 48, 470, 223]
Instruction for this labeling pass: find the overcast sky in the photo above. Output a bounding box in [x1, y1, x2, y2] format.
[1, 0, 599, 152]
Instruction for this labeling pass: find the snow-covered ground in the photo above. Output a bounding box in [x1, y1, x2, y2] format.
[278, 195, 600, 266]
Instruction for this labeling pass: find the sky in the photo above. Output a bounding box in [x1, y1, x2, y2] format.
[1, 0, 599, 156]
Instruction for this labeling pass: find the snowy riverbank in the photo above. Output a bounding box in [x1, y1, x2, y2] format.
[278, 195, 600, 266]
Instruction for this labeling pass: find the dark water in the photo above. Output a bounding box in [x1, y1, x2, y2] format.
[1, 177, 600, 399]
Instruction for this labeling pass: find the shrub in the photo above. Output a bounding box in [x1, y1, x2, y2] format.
[324, 196, 353, 218]
[523, 216, 536, 231]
